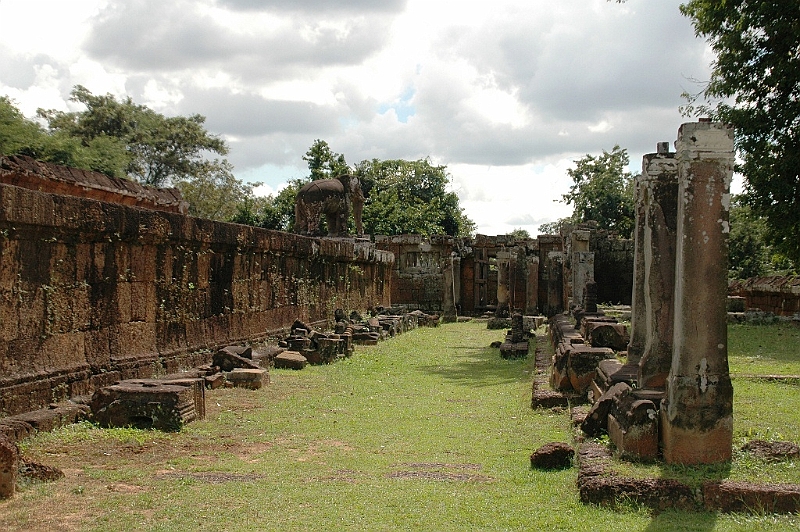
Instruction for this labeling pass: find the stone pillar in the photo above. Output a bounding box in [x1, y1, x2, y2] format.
[452, 254, 462, 314]
[571, 230, 593, 309]
[442, 254, 457, 322]
[637, 143, 679, 389]
[496, 251, 512, 316]
[627, 174, 647, 364]
[661, 121, 735, 465]
[526, 256, 539, 315]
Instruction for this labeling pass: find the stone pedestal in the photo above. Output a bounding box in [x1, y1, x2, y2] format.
[661, 121, 734, 465]
[637, 145, 679, 389]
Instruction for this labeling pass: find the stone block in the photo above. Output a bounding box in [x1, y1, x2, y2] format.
[212, 347, 259, 372]
[581, 382, 631, 437]
[274, 351, 308, 370]
[10, 403, 90, 434]
[550, 349, 571, 391]
[584, 322, 629, 351]
[703, 481, 800, 514]
[205, 373, 225, 389]
[608, 411, 658, 461]
[500, 340, 529, 359]
[90, 381, 198, 431]
[225, 368, 269, 390]
[127, 378, 206, 421]
[531, 389, 569, 409]
[0, 433, 19, 499]
[567, 346, 616, 393]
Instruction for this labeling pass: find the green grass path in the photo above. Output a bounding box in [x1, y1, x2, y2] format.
[5, 322, 800, 531]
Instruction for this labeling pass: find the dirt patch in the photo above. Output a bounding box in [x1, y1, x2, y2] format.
[742, 440, 800, 461]
[388, 462, 492, 482]
[18, 460, 64, 484]
[155, 471, 267, 484]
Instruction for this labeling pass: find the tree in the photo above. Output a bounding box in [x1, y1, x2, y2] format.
[174, 160, 255, 221]
[302, 139, 349, 181]
[39, 85, 229, 187]
[728, 195, 795, 279]
[680, 1, 800, 267]
[355, 158, 475, 237]
[507, 228, 531, 239]
[560, 145, 635, 236]
[246, 180, 305, 232]
[1, 96, 129, 176]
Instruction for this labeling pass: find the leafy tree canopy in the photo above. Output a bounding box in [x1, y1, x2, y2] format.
[249, 140, 475, 237]
[728, 195, 795, 280]
[39, 86, 229, 188]
[507, 228, 531, 239]
[356, 158, 475, 237]
[680, 1, 800, 267]
[560, 145, 635, 237]
[2, 88, 250, 223]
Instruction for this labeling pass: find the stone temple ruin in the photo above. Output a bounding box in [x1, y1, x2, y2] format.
[542, 122, 736, 463]
[1, 120, 799, 510]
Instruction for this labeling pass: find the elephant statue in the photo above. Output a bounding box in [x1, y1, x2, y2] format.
[294, 174, 364, 237]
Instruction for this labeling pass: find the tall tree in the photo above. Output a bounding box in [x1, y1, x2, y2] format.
[38, 85, 229, 188]
[355, 158, 475, 237]
[680, 1, 800, 267]
[0, 96, 129, 176]
[302, 139, 350, 181]
[560, 145, 635, 236]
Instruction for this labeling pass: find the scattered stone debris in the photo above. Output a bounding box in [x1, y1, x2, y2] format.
[530, 442, 574, 470]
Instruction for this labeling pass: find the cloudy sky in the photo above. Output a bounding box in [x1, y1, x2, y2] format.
[0, 0, 715, 235]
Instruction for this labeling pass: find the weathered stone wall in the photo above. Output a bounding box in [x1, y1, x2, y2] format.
[729, 276, 800, 316]
[375, 234, 545, 315]
[0, 181, 392, 417]
[373, 235, 454, 312]
[1, 155, 188, 214]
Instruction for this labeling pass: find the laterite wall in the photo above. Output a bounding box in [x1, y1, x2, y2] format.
[0, 181, 393, 417]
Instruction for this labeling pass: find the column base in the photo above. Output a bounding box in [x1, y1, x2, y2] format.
[660, 408, 732, 465]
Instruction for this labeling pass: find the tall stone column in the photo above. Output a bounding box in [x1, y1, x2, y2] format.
[661, 120, 735, 465]
[627, 174, 647, 364]
[638, 143, 679, 389]
[571, 230, 593, 309]
[452, 254, 461, 315]
[496, 251, 512, 316]
[442, 254, 457, 322]
[526, 256, 539, 315]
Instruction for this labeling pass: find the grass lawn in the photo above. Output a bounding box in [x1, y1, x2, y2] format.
[2, 321, 800, 531]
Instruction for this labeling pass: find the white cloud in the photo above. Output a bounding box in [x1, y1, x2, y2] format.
[0, 0, 714, 235]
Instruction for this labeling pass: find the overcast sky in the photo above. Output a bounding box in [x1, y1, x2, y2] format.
[0, 0, 714, 235]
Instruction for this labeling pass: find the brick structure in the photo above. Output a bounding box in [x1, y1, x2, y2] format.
[0, 162, 392, 417]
